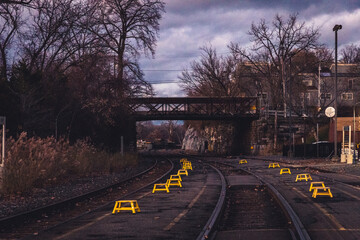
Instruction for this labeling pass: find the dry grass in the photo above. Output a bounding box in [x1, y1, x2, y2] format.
[1, 132, 137, 194]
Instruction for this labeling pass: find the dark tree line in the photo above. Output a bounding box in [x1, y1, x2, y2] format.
[0, 0, 165, 150]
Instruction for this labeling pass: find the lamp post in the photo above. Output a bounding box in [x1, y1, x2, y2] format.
[333, 24, 342, 160]
[353, 102, 360, 163]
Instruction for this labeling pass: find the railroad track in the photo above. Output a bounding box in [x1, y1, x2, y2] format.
[188, 156, 309, 240]
[0, 156, 174, 239]
[222, 156, 360, 240]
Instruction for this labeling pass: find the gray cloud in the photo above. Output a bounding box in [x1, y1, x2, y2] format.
[140, 0, 360, 97]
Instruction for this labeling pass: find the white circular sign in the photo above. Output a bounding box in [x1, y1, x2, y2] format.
[325, 107, 335, 118]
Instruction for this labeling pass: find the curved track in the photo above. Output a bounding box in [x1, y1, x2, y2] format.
[0, 156, 173, 239]
[21, 156, 224, 239]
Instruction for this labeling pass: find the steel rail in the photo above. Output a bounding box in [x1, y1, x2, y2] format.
[38, 157, 175, 236]
[0, 157, 172, 232]
[198, 158, 311, 240]
[196, 163, 226, 240]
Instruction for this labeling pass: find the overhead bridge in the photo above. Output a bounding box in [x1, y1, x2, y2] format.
[127, 97, 259, 121]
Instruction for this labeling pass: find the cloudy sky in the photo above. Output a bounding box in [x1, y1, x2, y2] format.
[139, 0, 360, 97]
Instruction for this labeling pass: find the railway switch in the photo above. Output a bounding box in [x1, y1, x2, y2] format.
[280, 168, 291, 174]
[295, 173, 312, 182]
[152, 183, 170, 193]
[112, 200, 141, 214]
[312, 187, 333, 198]
[309, 182, 326, 192]
[268, 163, 280, 168]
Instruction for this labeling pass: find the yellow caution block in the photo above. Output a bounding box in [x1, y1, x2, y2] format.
[166, 178, 182, 188]
[309, 182, 326, 192]
[112, 200, 140, 214]
[152, 183, 170, 193]
[295, 173, 312, 182]
[280, 168, 291, 174]
[239, 159, 247, 164]
[180, 158, 187, 163]
[183, 162, 193, 170]
[268, 163, 280, 168]
[312, 187, 333, 198]
[178, 169, 188, 176]
[170, 174, 182, 182]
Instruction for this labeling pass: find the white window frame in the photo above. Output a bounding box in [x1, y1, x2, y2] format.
[320, 93, 332, 100]
[341, 92, 353, 100]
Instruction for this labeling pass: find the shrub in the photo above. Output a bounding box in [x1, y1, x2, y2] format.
[1, 132, 137, 194]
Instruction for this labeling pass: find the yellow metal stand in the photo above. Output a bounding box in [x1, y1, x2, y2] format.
[166, 178, 182, 188]
[312, 187, 333, 198]
[280, 168, 291, 174]
[112, 200, 140, 214]
[170, 174, 182, 182]
[182, 161, 193, 170]
[295, 173, 312, 182]
[239, 159, 247, 164]
[268, 163, 280, 168]
[309, 182, 325, 192]
[152, 183, 170, 193]
[178, 169, 188, 176]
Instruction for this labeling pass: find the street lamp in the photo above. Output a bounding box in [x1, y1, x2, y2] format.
[353, 102, 360, 163]
[333, 24, 342, 160]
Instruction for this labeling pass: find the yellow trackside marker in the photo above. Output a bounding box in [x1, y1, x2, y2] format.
[295, 173, 312, 182]
[166, 178, 182, 188]
[312, 187, 333, 198]
[280, 168, 291, 175]
[309, 182, 326, 192]
[112, 200, 140, 214]
[178, 169, 188, 176]
[170, 174, 182, 182]
[268, 163, 280, 168]
[182, 162, 193, 170]
[152, 183, 170, 193]
[239, 159, 247, 164]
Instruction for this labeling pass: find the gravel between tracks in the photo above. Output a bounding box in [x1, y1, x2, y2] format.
[0, 157, 155, 219]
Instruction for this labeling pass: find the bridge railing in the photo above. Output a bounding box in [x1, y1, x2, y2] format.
[127, 97, 259, 120]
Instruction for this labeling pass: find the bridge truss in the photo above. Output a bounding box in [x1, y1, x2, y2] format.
[127, 97, 259, 121]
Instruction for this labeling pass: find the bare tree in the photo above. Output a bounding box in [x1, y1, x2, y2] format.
[89, 0, 165, 97]
[229, 13, 321, 111]
[0, 0, 32, 5]
[0, 3, 22, 82]
[341, 44, 360, 63]
[180, 45, 244, 97]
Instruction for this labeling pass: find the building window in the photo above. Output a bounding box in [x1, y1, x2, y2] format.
[341, 93, 353, 100]
[257, 93, 268, 99]
[320, 93, 332, 100]
[349, 79, 353, 90]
